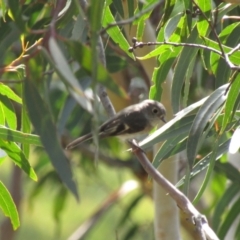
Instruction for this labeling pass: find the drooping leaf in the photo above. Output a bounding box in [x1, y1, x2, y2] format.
[176, 138, 230, 188]
[0, 181, 20, 230]
[218, 196, 240, 239]
[47, 37, 92, 113]
[66, 40, 125, 97]
[186, 84, 227, 169]
[102, 6, 133, 58]
[0, 83, 22, 104]
[159, 0, 176, 28]
[196, 0, 211, 37]
[0, 139, 37, 181]
[222, 75, 240, 133]
[212, 182, 240, 231]
[24, 79, 79, 200]
[0, 95, 16, 130]
[171, 27, 200, 113]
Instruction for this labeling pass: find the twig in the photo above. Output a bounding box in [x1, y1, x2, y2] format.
[128, 140, 219, 240]
[129, 37, 223, 56]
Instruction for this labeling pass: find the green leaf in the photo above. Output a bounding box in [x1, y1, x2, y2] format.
[205, 37, 240, 67]
[215, 162, 240, 182]
[192, 137, 219, 204]
[0, 83, 22, 104]
[212, 183, 240, 231]
[106, 55, 127, 73]
[182, 0, 192, 32]
[0, 101, 5, 125]
[164, 13, 182, 41]
[222, 74, 240, 133]
[66, 41, 125, 97]
[187, 84, 227, 169]
[127, 0, 135, 19]
[215, 24, 240, 87]
[0, 139, 37, 181]
[0, 181, 20, 230]
[171, 27, 200, 113]
[218, 196, 240, 239]
[0, 95, 16, 130]
[24, 79, 79, 200]
[8, 0, 26, 32]
[89, 0, 105, 32]
[21, 83, 31, 158]
[47, 37, 92, 113]
[0, 125, 41, 146]
[0, 24, 21, 65]
[176, 138, 230, 188]
[71, 13, 88, 42]
[196, 0, 211, 37]
[102, 6, 133, 58]
[153, 134, 187, 168]
[149, 21, 183, 101]
[112, 0, 124, 18]
[53, 187, 68, 222]
[136, 18, 145, 41]
[159, 0, 176, 28]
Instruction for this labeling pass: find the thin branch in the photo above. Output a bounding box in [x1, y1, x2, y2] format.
[129, 38, 223, 56]
[128, 140, 219, 240]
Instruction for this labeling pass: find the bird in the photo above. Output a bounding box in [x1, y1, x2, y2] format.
[66, 99, 166, 149]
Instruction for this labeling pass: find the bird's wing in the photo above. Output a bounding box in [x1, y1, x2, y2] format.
[100, 111, 148, 137]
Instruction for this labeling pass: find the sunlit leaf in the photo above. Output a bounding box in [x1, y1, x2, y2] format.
[0, 139, 37, 181]
[102, 6, 133, 58]
[0, 83, 22, 104]
[0, 95, 16, 130]
[0, 125, 41, 146]
[196, 0, 211, 37]
[0, 181, 20, 230]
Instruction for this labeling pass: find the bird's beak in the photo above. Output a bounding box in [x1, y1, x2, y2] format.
[161, 117, 166, 123]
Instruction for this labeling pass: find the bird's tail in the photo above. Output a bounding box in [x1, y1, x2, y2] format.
[66, 133, 93, 149]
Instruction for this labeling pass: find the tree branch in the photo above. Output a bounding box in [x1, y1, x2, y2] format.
[128, 140, 219, 240]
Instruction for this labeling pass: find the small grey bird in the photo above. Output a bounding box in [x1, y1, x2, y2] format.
[66, 99, 166, 149]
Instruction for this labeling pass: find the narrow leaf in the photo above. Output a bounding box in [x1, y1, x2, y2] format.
[187, 84, 227, 169]
[0, 139, 37, 181]
[0, 125, 41, 146]
[0, 83, 22, 104]
[0, 181, 20, 230]
[0, 95, 17, 130]
[221, 74, 240, 133]
[24, 79, 79, 200]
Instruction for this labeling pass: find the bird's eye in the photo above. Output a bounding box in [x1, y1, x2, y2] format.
[152, 108, 158, 114]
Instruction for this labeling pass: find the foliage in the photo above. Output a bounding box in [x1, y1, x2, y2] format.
[0, 0, 240, 239]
